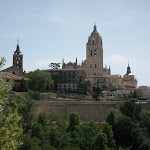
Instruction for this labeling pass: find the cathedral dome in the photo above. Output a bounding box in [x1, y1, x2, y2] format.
[91, 25, 100, 37]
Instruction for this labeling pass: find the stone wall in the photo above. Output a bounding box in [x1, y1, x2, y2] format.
[31, 101, 150, 122]
[31, 101, 121, 122]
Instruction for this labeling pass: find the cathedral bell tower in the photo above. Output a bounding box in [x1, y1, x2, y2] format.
[85, 25, 103, 78]
[13, 42, 23, 74]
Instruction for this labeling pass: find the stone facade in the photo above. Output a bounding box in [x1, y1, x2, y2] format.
[123, 64, 137, 89]
[1, 43, 23, 76]
[45, 69, 85, 92]
[85, 25, 103, 77]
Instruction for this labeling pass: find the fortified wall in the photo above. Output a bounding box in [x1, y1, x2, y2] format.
[31, 100, 150, 122]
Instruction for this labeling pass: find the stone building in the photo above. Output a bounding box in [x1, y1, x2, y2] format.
[45, 69, 85, 92]
[47, 25, 137, 92]
[123, 63, 137, 90]
[1, 43, 23, 76]
[85, 25, 104, 77]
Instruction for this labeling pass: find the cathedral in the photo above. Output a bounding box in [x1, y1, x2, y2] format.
[1, 25, 137, 92]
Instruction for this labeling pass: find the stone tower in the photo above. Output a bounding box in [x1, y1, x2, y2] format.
[85, 25, 103, 78]
[13, 43, 23, 75]
[1, 42, 23, 76]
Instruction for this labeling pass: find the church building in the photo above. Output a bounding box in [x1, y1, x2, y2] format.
[1, 42, 23, 76]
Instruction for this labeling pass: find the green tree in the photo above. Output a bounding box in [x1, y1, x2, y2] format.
[27, 69, 53, 92]
[28, 90, 40, 100]
[69, 112, 81, 132]
[18, 134, 41, 150]
[102, 123, 116, 149]
[19, 78, 28, 92]
[93, 86, 103, 101]
[106, 109, 118, 127]
[140, 111, 150, 138]
[71, 122, 100, 150]
[0, 57, 22, 150]
[31, 123, 44, 140]
[120, 99, 142, 120]
[93, 132, 109, 150]
[46, 126, 71, 149]
[38, 112, 47, 127]
[132, 89, 142, 99]
[78, 80, 90, 94]
[114, 115, 135, 148]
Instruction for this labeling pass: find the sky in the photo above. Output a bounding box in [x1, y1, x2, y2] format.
[0, 0, 150, 87]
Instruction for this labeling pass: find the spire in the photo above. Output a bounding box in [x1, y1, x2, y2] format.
[109, 65, 110, 70]
[126, 61, 131, 75]
[14, 39, 21, 54]
[76, 57, 78, 64]
[93, 24, 97, 32]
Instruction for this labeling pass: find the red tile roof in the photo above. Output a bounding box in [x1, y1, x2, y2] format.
[0, 72, 28, 81]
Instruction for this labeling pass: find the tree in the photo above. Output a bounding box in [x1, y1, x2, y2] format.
[102, 123, 116, 149]
[19, 78, 28, 92]
[78, 80, 90, 94]
[31, 123, 44, 140]
[0, 57, 22, 150]
[27, 69, 53, 92]
[93, 132, 109, 150]
[120, 99, 142, 120]
[106, 109, 118, 127]
[71, 122, 100, 150]
[18, 135, 41, 150]
[114, 115, 135, 148]
[69, 112, 81, 132]
[132, 90, 142, 99]
[38, 112, 47, 127]
[93, 86, 103, 101]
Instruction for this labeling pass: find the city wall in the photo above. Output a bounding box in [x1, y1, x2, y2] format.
[31, 101, 150, 122]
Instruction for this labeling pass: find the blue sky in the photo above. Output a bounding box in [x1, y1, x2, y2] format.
[0, 0, 150, 86]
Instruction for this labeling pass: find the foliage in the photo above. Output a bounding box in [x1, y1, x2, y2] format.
[93, 132, 109, 150]
[93, 86, 103, 101]
[128, 90, 142, 99]
[18, 134, 41, 150]
[19, 78, 28, 92]
[0, 57, 22, 150]
[102, 122, 116, 149]
[106, 108, 118, 127]
[120, 99, 142, 120]
[69, 112, 81, 132]
[78, 80, 90, 94]
[38, 112, 47, 127]
[0, 109, 22, 150]
[28, 90, 40, 100]
[71, 122, 100, 150]
[109, 82, 117, 92]
[27, 69, 53, 92]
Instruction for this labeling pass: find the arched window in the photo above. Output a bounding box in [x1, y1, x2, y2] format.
[91, 50, 92, 56]
[94, 50, 96, 56]
[93, 40, 94, 45]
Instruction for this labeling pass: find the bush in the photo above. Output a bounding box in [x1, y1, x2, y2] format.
[28, 90, 40, 100]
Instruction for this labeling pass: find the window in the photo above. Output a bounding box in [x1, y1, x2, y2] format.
[95, 64, 96, 68]
[94, 50, 96, 56]
[93, 40, 94, 45]
[90, 64, 92, 68]
[91, 50, 92, 56]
